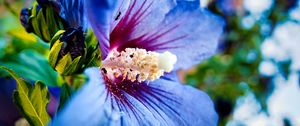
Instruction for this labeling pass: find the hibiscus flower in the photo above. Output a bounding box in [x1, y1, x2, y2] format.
[50, 0, 224, 125]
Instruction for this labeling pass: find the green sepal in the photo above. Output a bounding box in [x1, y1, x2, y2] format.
[50, 30, 65, 48]
[54, 53, 83, 76]
[48, 30, 65, 69]
[29, 3, 42, 37]
[55, 53, 72, 74]
[62, 56, 82, 75]
[84, 29, 102, 67]
[85, 47, 102, 67]
[36, 6, 50, 41]
[0, 66, 51, 126]
[48, 41, 63, 68]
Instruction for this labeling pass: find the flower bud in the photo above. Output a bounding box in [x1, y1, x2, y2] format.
[20, 1, 67, 42]
[48, 28, 86, 75]
[48, 27, 102, 76]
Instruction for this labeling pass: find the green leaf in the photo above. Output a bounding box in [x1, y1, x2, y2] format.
[0, 50, 59, 86]
[0, 66, 51, 126]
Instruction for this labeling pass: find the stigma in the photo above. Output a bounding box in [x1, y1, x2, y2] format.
[101, 48, 177, 82]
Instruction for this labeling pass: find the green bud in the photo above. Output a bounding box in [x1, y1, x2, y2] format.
[20, 2, 67, 42]
[48, 28, 102, 76]
[49, 28, 86, 76]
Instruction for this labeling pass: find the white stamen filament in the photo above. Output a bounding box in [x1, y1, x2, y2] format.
[101, 48, 177, 82]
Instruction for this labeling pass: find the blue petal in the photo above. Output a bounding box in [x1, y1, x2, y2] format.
[149, 77, 219, 126]
[57, 0, 87, 28]
[50, 68, 160, 126]
[112, 0, 224, 70]
[161, 71, 180, 82]
[116, 0, 175, 35]
[50, 68, 218, 126]
[107, 0, 176, 56]
[86, 0, 175, 59]
[86, 0, 224, 68]
[152, 0, 225, 70]
[49, 68, 110, 126]
[85, 0, 119, 59]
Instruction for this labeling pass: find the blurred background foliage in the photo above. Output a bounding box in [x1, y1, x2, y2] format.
[0, 0, 59, 87]
[182, 0, 300, 125]
[0, 0, 300, 126]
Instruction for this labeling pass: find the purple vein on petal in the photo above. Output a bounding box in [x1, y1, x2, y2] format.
[109, 0, 187, 53]
[100, 69, 184, 125]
